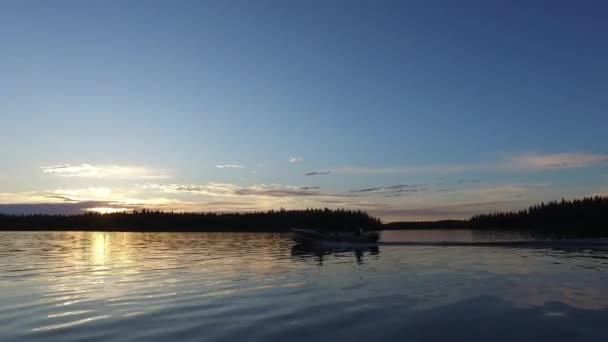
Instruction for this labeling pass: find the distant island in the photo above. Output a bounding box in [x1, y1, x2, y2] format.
[386, 196, 608, 236]
[468, 196, 608, 235]
[0, 196, 607, 235]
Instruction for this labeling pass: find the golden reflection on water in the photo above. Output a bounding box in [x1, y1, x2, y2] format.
[42, 232, 299, 298]
[91, 233, 109, 266]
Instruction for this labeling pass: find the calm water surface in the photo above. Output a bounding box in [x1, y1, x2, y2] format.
[1, 230, 608, 342]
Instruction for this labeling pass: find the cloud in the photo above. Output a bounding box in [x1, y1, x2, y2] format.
[288, 156, 303, 163]
[51, 187, 113, 201]
[328, 152, 608, 176]
[369, 200, 518, 222]
[374, 200, 511, 216]
[334, 165, 475, 175]
[216, 164, 245, 169]
[44, 188, 177, 208]
[46, 188, 151, 205]
[438, 184, 541, 202]
[0, 191, 52, 204]
[45, 195, 79, 202]
[41, 164, 169, 179]
[305, 171, 331, 176]
[0, 201, 122, 215]
[457, 179, 481, 184]
[508, 153, 608, 170]
[0, 180, 551, 219]
[0, 187, 213, 214]
[350, 184, 428, 197]
[140, 183, 341, 198]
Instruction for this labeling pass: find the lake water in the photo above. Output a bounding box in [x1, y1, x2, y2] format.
[1, 230, 608, 342]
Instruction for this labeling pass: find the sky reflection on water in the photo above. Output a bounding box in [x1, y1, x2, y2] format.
[1, 231, 607, 342]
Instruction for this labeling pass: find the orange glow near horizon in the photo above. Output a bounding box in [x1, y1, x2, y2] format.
[85, 207, 130, 214]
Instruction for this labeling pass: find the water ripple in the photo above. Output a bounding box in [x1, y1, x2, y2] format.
[0, 231, 607, 342]
[32, 315, 111, 332]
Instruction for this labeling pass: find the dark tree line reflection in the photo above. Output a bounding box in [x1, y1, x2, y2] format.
[291, 243, 380, 265]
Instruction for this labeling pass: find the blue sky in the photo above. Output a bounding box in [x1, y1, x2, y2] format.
[1, 1, 607, 221]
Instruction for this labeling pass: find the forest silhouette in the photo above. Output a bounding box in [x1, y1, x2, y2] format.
[0, 196, 607, 235]
[0, 208, 381, 232]
[468, 196, 608, 235]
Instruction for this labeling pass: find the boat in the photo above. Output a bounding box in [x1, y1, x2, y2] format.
[289, 228, 380, 244]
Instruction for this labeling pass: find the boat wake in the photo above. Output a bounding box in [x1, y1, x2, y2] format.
[304, 239, 608, 249]
[378, 239, 608, 249]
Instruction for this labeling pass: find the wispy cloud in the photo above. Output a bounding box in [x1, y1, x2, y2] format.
[0, 201, 121, 215]
[328, 152, 608, 176]
[305, 171, 331, 176]
[51, 187, 113, 201]
[508, 153, 608, 170]
[0, 181, 551, 219]
[141, 183, 340, 198]
[0, 191, 61, 204]
[288, 156, 303, 163]
[457, 179, 481, 184]
[474, 184, 537, 198]
[350, 184, 428, 197]
[0, 196, 250, 215]
[44, 188, 154, 208]
[216, 164, 245, 169]
[370, 200, 517, 222]
[41, 164, 169, 179]
[334, 164, 476, 175]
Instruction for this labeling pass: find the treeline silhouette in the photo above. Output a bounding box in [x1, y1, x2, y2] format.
[469, 196, 608, 235]
[2, 196, 607, 234]
[0, 208, 382, 232]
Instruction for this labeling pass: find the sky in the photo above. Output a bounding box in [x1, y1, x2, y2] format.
[1, 0, 607, 221]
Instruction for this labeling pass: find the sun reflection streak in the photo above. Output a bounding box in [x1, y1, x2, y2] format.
[92, 232, 109, 266]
